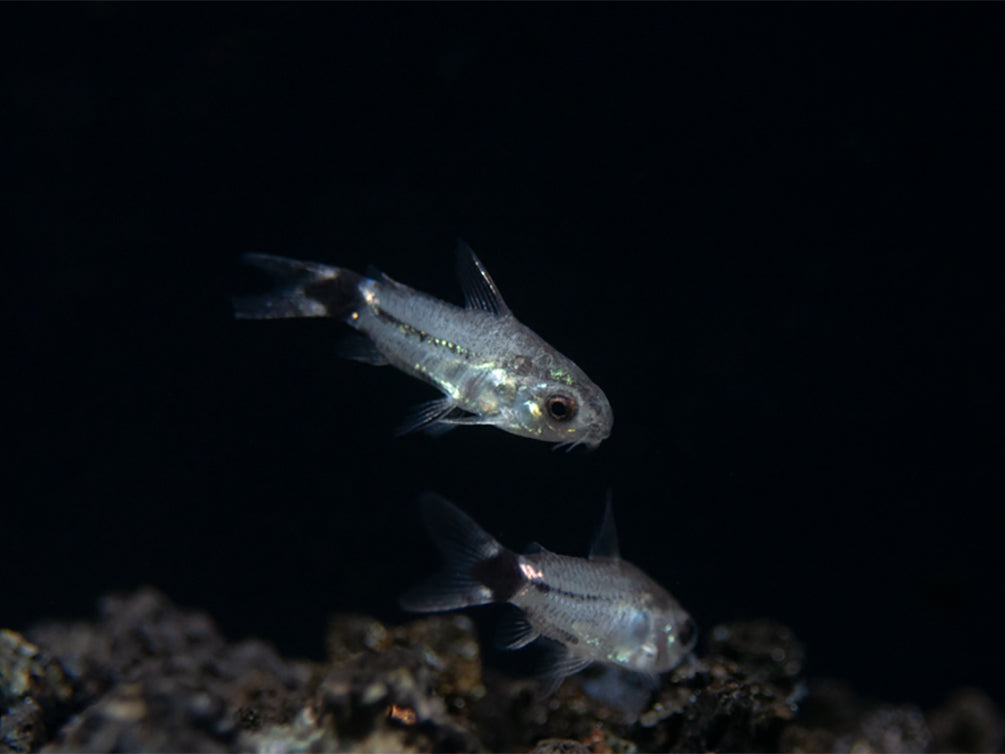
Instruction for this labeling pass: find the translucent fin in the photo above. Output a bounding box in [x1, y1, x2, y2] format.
[455, 241, 511, 316]
[400, 494, 506, 613]
[396, 398, 501, 436]
[544, 647, 594, 681]
[436, 413, 500, 427]
[364, 264, 393, 284]
[579, 665, 658, 715]
[399, 573, 488, 614]
[588, 491, 620, 561]
[495, 607, 540, 650]
[416, 493, 502, 560]
[639, 669, 661, 690]
[234, 253, 364, 322]
[241, 252, 335, 280]
[334, 333, 389, 366]
[535, 640, 594, 698]
[395, 398, 461, 437]
[522, 538, 554, 558]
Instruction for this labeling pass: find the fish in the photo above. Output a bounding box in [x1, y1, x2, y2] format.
[400, 493, 697, 694]
[233, 243, 613, 447]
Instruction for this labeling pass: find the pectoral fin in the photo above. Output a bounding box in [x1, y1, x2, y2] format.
[395, 398, 463, 437]
[397, 396, 508, 437]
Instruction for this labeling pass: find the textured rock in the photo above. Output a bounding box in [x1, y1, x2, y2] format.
[0, 629, 75, 752]
[2, 589, 1001, 753]
[927, 688, 1005, 753]
[22, 588, 312, 753]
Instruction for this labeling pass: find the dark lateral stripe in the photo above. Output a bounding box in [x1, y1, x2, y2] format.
[555, 628, 580, 646]
[471, 550, 524, 602]
[537, 583, 606, 602]
[373, 309, 471, 358]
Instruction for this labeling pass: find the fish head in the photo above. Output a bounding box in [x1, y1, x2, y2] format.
[652, 603, 698, 673]
[510, 375, 613, 448]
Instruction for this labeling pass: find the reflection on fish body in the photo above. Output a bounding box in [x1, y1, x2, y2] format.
[401, 494, 697, 694]
[234, 243, 612, 447]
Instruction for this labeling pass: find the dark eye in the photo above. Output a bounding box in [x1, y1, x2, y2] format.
[545, 394, 578, 422]
[676, 618, 697, 649]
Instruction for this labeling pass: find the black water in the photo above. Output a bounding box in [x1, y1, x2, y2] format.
[5, 3, 1002, 710]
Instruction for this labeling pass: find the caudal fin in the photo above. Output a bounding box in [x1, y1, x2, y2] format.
[400, 493, 524, 613]
[233, 253, 365, 321]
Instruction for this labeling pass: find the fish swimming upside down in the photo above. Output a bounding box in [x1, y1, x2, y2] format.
[234, 243, 612, 447]
[401, 493, 697, 694]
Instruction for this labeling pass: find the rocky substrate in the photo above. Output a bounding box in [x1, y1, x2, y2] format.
[1, 588, 1001, 752]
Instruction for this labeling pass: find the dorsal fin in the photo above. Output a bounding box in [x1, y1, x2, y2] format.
[455, 240, 511, 316]
[588, 492, 620, 560]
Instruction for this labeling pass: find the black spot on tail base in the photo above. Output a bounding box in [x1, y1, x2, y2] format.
[304, 269, 366, 321]
[471, 550, 524, 603]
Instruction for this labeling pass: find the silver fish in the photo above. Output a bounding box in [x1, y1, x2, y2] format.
[234, 244, 612, 447]
[400, 494, 696, 692]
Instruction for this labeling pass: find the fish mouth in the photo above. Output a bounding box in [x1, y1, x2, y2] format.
[588, 397, 614, 441]
[552, 424, 609, 452]
[585, 425, 611, 449]
[582, 419, 612, 449]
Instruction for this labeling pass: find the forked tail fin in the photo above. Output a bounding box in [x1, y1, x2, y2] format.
[233, 253, 365, 321]
[400, 493, 525, 613]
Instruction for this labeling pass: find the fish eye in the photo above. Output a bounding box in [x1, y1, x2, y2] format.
[676, 617, 696, 648]
[545, 394, 578, 422]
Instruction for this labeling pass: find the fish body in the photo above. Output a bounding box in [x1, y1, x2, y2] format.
[234, 244, 612, 447]
[401, 494, 696, 689]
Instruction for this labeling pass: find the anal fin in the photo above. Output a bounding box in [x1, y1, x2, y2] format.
[334, 333, 389, 366]
[396, 398, 495, 437]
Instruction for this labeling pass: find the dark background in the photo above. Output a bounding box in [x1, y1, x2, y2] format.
[5, 4, 1002, 710]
